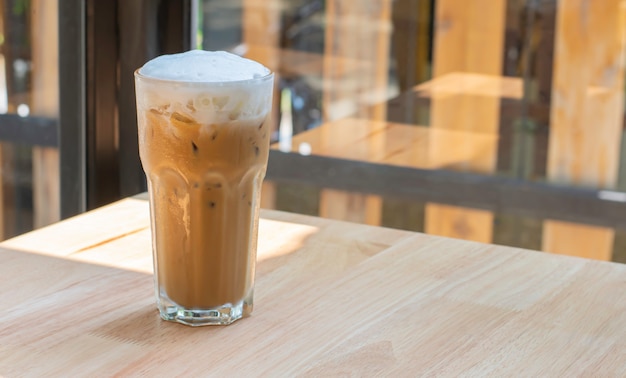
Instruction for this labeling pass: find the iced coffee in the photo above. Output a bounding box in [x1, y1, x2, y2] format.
[134, 50, 273, 326]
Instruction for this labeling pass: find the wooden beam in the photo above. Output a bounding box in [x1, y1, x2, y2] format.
[242, 0, 281, 70]
[31, 0, 60, 229]
[392, 0, 431, 92]
[1, 0, 26, 239]
[0, 54, 5, 240]
[320, 0, 392, 226]
[425, 0, 506, 243]
[241, 0, 281, 210]
[0, 0, 10, 240]
[542, 0, 626, 260]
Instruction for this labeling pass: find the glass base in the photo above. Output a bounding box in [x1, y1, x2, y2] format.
[158, 296, 253, 326]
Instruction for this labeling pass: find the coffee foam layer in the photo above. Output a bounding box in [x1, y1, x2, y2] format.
[139, 50, 270, 82]
[136, 50, 273, 124]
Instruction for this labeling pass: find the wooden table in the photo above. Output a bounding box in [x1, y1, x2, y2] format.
[1, 196, 625, 376]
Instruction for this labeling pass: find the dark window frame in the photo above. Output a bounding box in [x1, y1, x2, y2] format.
[57, 0, 192, 217]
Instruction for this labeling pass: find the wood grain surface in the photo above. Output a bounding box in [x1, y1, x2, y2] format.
[425, 0, 506, 244]
[543, 0, 626, 260]
[31, 0, 60, 229]
[276, 117, 498, 171]
[319, 0, 393, 227]
[1, 197, 626, 376]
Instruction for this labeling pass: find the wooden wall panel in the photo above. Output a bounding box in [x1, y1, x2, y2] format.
[425, 0, 506, 243]
[320, 0, 392, 226]
[31, 0, 60, 229]
[0, 54, 5, 239]
[242, 0, 281, 210]
[542, 0, 626, 260]
[0, 6, 4, 238]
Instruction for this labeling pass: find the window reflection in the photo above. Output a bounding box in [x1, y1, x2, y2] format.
[198, 0, 626, 263]
[1, 0, 624, 264]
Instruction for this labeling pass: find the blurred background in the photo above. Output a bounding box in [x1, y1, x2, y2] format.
[1, 0, 626, 262]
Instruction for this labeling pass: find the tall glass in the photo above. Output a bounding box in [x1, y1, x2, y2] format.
[134, 64, 274, 326]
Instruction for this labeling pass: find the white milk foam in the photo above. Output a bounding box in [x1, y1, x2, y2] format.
[140, 50, 269, 82]
[136, 50, 272, 125]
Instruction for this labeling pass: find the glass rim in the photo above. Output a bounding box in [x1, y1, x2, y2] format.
[134, 68, 274, 87]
